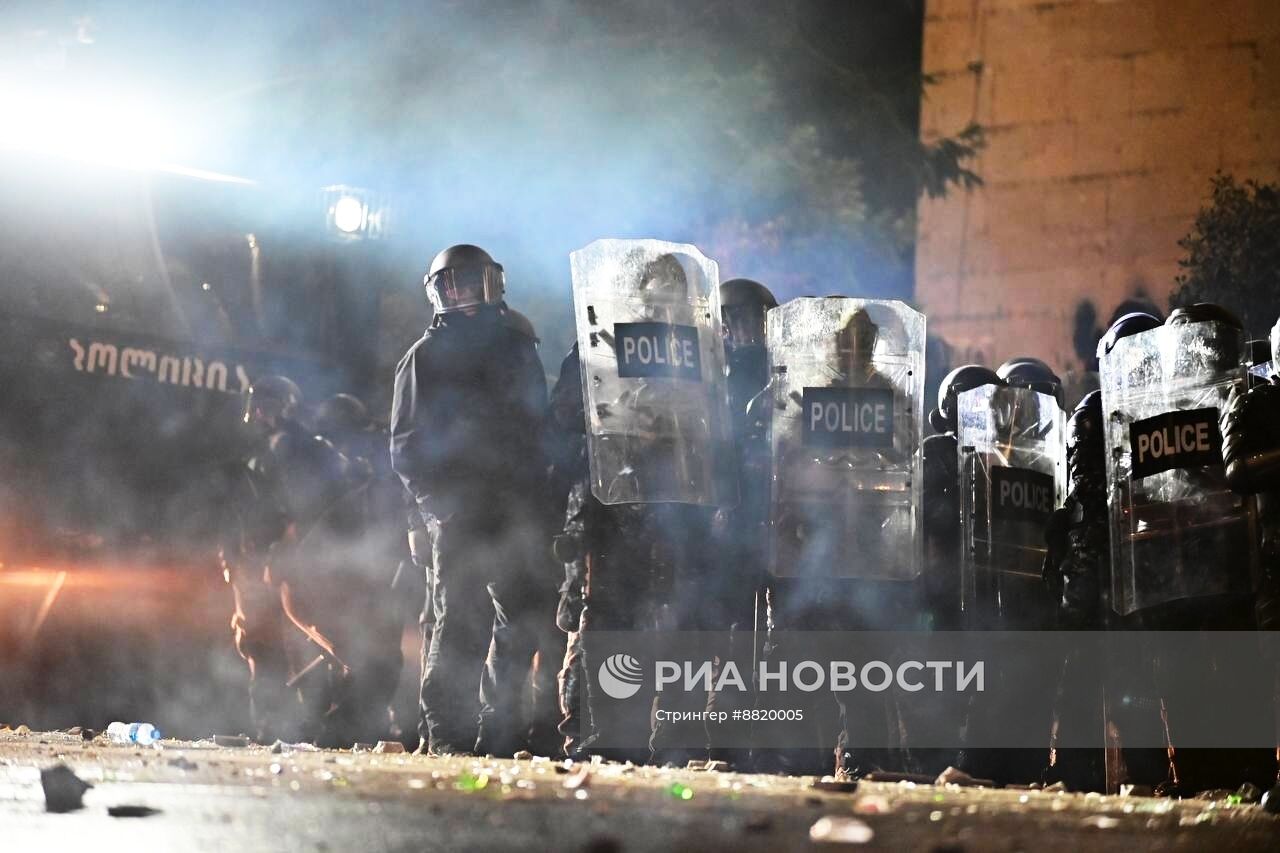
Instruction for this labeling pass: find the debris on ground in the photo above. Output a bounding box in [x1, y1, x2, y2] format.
[809, 815, 874, 844]
[108, 805, 161, 818]
[214, 735, 251, 748]
[40, 764, 92, 813]
[563, 766, 592, 789]
[934, 766, 994, 788]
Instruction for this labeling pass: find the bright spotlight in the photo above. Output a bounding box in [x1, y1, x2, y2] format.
[332, 196, 365, 234]
[0, 83, 252, 185]
[321, 185, 388, 240]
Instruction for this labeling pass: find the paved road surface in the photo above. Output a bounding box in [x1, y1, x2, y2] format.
[3, 730, 1279, 852]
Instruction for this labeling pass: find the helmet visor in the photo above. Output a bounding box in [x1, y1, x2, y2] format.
[242, 390, 285, 428]
[426, 263, 505, 313]
[722, 303, 767, 349]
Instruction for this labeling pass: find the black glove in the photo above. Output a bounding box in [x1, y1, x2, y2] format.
[1221, 383, 1280, 494]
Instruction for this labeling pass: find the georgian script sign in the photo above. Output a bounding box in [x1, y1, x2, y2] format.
[801, 386, 895, 449]
[990, 467, 1055, 524]
[614, 322, 702, 381]
[67, 337, 251, 393]
[1128, 407, 1223, 480]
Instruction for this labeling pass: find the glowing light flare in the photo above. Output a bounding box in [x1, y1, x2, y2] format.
[0, 84, 253, 185]
[332, 195, 366, 233]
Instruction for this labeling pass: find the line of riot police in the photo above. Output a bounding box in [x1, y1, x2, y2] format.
[220, 237, 1280, 800]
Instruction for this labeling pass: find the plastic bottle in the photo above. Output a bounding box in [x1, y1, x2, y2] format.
[106, 722, 162, 746]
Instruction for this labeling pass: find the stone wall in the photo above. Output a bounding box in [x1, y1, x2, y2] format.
[917, 0, 1280, 374]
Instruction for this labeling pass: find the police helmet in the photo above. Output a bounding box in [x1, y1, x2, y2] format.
[929, 364, 1002, 434]
[1096, 312, 1162, 359]
[997, 357, 1064, 407]
[314, 393, 371, 438]
[424, 244, 505, 313]
[243, 375, 302, 427]
[720, 278, 777, 349]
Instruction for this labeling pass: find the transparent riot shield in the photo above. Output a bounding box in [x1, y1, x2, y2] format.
[768, 297, 924, 580]
[957, 385, 1065, 628]
[569, 239, 735, 506]
[1100, 320, 1257, 616]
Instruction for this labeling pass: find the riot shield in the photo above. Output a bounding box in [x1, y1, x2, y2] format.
[768, 297, 924, 580]
[957, 385, 1065, 629]
[569, 239, 735, 506]
[1100, 319, 1257, 616]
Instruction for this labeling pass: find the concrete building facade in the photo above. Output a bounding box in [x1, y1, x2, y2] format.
[916, 0, 1280, 375]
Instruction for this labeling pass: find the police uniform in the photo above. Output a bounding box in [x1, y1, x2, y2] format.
[391, 302, 553, 756]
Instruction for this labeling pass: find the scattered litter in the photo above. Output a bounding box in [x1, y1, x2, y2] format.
[108, 805, 160, 818]
[352, 743, 375, 752]
[667, 782, 694, 801]
[563, 766, 591, 790]
[270, 740, 318, 753]
[167, 756, 198, 771]
[934, 767, 994, 788]
[1042, 781, 1067, 793]
[374, 741, 405, 754]
[1261, 784, 1280, 815]
[809, 815, 874, 844]
[41, 764, 92, 813]
[454, 772, 489, 792]
[703, 760, 730, 773]
[1234, 782, 1262, 804]
[1119, 784, 1152, 797]
[860, 771, 933, 785]
[214, 735, 250, 748]
[107, 722, 162, 747]
[686, 759, 707, 771]
[513, 750, 533, 761]
[811, 777, 858, 794]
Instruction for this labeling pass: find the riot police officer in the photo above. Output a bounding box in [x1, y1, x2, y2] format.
[1042, 389, 1109, 791]
[922, 365, 1003, 631]
[391, 244, 555, 757]
[1221, 316, 1280, 802]
[760, 298, 926, 776]
[221, 375, 368, 745]
[951, 357, 1065, 786]
[1223, 316, 1280, 629]
[569, 240, 735, 764]
[220, 376, 302, 742]
[1098, 305, 1272, 792]
[547, 343, 590, 757]
[907, 365, 1003, 778]
[709, 278, 776, 765]
[962, 356, 1065, 631]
